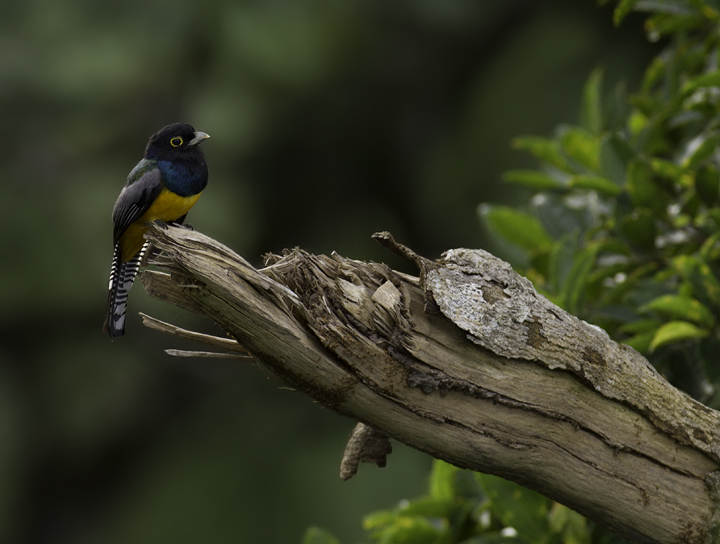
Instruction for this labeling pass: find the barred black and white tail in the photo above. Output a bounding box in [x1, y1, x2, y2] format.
[103, 243, 147, 337]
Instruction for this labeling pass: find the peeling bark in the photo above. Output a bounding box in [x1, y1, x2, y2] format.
[138, 223, 720, 544]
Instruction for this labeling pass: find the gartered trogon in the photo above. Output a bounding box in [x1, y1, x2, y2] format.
[103, 123, 210, 337]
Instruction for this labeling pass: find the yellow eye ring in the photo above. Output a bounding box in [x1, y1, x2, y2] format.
[170, 137, 183, 147]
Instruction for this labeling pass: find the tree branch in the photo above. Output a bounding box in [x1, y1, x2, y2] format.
[138, 223, 720, 544]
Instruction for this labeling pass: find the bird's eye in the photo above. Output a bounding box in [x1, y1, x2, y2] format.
[170, 137, 183, 147]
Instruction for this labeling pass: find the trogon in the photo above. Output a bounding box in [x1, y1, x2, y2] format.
[103, 123, 210, 337]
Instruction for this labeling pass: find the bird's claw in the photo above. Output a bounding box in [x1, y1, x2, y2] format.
[151, 219, 169, 230]
[171, 222, 194, 231]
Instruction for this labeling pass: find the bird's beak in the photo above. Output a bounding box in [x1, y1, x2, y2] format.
[188, 131, 210, 146]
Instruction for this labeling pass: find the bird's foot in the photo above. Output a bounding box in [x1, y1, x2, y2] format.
[150, 219, 169, 230]
[171, 222, 193, 231]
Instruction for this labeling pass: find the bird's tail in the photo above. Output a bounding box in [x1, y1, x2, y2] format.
[103, 243, 147, 337]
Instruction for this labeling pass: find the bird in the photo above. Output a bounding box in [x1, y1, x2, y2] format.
[103, 123, 210, 337]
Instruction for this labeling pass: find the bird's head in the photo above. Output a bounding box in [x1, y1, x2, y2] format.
[144, 123, 210, 161]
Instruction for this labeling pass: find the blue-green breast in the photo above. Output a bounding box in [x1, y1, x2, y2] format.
[157, 159, 208, 197]
[127, 158, 208, 198]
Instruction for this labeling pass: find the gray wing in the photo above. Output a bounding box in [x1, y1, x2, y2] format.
[112, 165, 164, 243]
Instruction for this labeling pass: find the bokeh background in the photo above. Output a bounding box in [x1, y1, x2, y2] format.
[1, 1, 657, 543]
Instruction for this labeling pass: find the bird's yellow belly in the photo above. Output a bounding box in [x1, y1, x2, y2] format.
[120, 188, 202, 261]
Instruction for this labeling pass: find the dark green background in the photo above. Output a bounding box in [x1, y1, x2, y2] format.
[1, 1, 656, 542]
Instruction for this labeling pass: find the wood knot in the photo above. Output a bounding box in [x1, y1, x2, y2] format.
[583, 347, 607, 367]
[524, 318, 544, 348]
[481, 280, 510, 304]
[693, 427, 710, 443]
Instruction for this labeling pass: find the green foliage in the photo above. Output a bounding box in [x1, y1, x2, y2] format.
[307, 460, 598, 544]
[303, 527, 342, 544]
[361, 461, 483, 544]
[482, 0, 720, 410]
[648, 319, 710, 350]
[640, 294, 714, 327]
[474, 472, 553, 542]
[306, 2, 720, 544]
[480, 207, 554, 253]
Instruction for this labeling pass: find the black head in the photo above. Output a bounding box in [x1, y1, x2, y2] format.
[144, 123, 210, 161]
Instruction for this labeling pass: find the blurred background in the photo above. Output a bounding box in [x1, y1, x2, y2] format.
[0, 1, 657, 542]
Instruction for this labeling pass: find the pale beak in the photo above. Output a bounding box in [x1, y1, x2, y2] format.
[188, 131, 210, 146]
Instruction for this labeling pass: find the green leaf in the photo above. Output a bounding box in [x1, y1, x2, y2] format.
[650, 157, 682, 180]
[548, 233, 577, 294]
[601, 262, 658, 306]
[363, 510, 396, 531]
[614, 0, 641, 25]
[586, 260, 631, 300]
[695, 165, 720, 206]
[681, 131, 720, 170]
[457, 535, 524, 544]
[503, 170, 565, 190]
[627, 161, 668, 217]
[619, 318, 663, 334]
[511, 136, 570, 171]
[481, 206, 554, 252]
[371, 515, 445, 544]
[530, 193, 587, 239]
[400, 496, 459, 519]
[560, 244, 601, 314]
[691, 0, 720, 10]
[641, 294, 714, 327]
[709, 207, 720, 228]
[632, 0, 700, 16]
[453, 469, 487, 501]
[693, 261, 720, 306]
[429, 459, 460, 501]
[617, 208, 657, 250]
[628, 109, 648, 136]
[560, 128, 600, 171]
[624, 330, 656, 353]
[673, 255, 720, 307]
[686, 0, 720, 19]
[302, 527, 341, 544]
[681, 71, 720, 97]
[474, 473, 551, 540]
[642, 56, 666, 92]
[699, 231, 720, 261]
[649, 320, 709, 351]
[548, 503, 591, 544]
[645, 12, 709, 36]
[679, 280, 695, 297]
[599, 134, 634, 186]
[581, 68, 603, 134]
[569, 175, 623, 196]
[605, 80, 630, 131]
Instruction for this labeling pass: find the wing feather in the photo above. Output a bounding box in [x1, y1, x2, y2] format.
[111, 163, 164, 243]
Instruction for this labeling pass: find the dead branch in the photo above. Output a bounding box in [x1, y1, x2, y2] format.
[137, 223, 720, 544]
[139, 312, 250, 353]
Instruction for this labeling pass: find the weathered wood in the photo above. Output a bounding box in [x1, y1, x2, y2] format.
[139, 313, 251, 353]
[339, 423, 392, 480]
[138, 223, 720, 544]
[163, 349, 251, 359]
